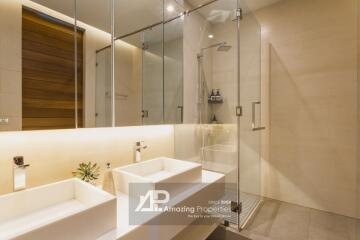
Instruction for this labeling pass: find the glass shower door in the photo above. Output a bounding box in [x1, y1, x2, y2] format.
[95, 48, 112, 127]
[237, 0, 263, 229]
[183, 0, 240, 229]
[142, 25, 164, 125]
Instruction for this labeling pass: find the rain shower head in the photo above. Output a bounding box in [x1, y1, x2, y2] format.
[197, 42, 232, 59]
[217, 43, 232, 52]
[201, 42, 232, 52]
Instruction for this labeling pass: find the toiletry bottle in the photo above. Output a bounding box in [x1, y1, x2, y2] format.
[210, 89, 215, 102]
[216, 89, 222, 102]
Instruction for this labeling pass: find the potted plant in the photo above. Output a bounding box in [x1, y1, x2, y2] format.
[73, 162, 100, 185]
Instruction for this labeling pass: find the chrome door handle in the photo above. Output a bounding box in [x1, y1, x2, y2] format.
[177, 106, 183, 123]
[252, 101, 265, 131]
[142, 110, 149, 118]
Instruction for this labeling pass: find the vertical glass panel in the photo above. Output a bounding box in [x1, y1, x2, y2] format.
[76, 0, 112, 128]
[238, 0, 262, 228]
[113, 26, 166, 127]
[142, 25, 164, 125]
[114, 0, 165, 126]
[164, 18, 183, 124]
[182, 0, 239, 226]
[95, 48, 112, 127]
[114, 33, 143, 126]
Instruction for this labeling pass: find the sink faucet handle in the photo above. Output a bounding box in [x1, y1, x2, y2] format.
[13, 156, 24, 166]
[13, 156, 30, 168]
[135, 141, 147, 149]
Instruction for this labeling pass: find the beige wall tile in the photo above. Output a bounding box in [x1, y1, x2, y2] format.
[256, 0, 358, 218]
[0, 70, 21, 95]
[0, 93, 21, 117]
[0, 0, 21, 72]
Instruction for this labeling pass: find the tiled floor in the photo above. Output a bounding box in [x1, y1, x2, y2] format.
[243, 199, 358, 240]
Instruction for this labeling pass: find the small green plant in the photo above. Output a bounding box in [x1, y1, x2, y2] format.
[73, 162, 100, 184]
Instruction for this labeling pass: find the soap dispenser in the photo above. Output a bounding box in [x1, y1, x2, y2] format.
[210, 89, 216, 102]
[103, 162, 116, 195]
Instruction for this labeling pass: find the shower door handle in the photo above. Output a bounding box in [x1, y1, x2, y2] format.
[177, 106, 183, 123]
[252, 101, 265, 131]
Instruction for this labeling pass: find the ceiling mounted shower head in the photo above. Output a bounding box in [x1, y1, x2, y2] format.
[217, 44, 232, 52]
[201, 41, 232, 51]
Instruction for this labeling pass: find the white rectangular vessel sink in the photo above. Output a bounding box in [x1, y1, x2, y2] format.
[113, 157, 202, 197]
[0, 178, 117, 240]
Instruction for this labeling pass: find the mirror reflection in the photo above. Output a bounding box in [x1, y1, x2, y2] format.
[0, 0, 77, 131]
[114, 15, 183, 126]
[0, 0, 185, 132]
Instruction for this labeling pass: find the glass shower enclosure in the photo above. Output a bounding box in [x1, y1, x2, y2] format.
[182, 0, 263, 230]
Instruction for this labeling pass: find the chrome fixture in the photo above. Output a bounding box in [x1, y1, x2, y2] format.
[251, 101, 266, 131]
[197, 41, 232, 124]
[13, 156, 30, 191]
[198, 42, 232, 58]
[134, 141, 148, 163]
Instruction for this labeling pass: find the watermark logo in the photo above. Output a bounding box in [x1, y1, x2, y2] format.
[135, 190, 170, 212]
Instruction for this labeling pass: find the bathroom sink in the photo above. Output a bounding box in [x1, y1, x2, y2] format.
[0, 178, 116, 240]
[113, 157, 202, 197]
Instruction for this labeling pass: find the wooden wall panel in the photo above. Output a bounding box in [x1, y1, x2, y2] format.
[22, 8, 83, 130]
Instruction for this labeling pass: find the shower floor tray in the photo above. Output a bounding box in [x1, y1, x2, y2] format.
[214, 190, 261, 228]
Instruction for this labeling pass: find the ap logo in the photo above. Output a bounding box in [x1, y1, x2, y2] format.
[135, 190, 170, 212]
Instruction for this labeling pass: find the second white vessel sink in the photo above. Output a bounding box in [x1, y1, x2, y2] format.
[113, 157, 202, 197]
[0, 178, 117, 240]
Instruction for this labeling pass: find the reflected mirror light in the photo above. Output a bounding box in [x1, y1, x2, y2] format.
[166, 5, 175, 12]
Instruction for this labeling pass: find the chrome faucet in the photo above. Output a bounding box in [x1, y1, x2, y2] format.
[13, 156, 30, 191]
[134, 141, 147, 163]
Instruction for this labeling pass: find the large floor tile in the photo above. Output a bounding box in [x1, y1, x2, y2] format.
[267, 202, 311, 240]
[247, 200, 281, 236]
[308, 209, 357, 240]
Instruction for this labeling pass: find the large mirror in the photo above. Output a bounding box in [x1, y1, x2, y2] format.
[0, 0, 77, 131]
[0, 0, 184, 132]
[114, 0, 184, 126]
[76, 0, 112, 128]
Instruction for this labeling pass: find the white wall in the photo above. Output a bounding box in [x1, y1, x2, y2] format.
[0, 125, 174, 195]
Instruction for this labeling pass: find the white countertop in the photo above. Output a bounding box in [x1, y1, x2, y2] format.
[98, 170, 225, 240]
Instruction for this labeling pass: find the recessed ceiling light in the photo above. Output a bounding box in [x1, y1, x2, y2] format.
[166, 5, 175, 12]
[208, 34, 214, 39]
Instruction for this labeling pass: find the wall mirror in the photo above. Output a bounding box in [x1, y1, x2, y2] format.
[0, 0, 78, 131]
[113, 0, 184, 126]
[0, 0, 184, 132]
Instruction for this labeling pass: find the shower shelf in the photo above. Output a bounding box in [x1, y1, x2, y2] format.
[208, 99, 223, 104]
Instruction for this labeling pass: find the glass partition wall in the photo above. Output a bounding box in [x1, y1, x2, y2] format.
[110, 0, 263, 231]
[177, 0, 263, 230]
